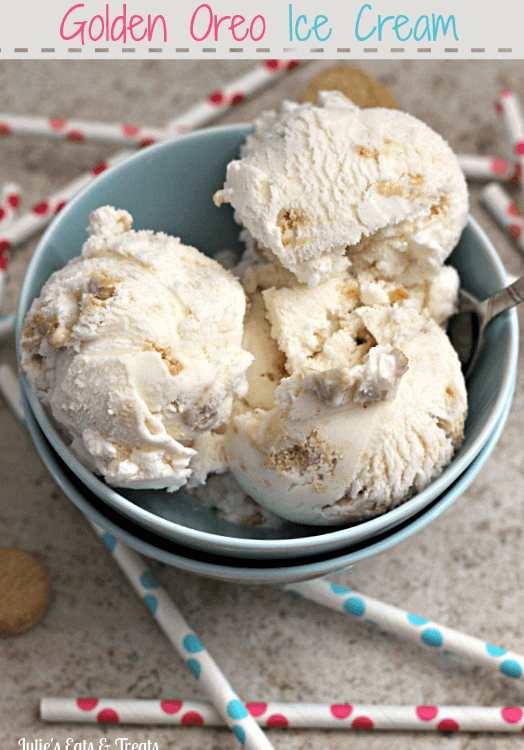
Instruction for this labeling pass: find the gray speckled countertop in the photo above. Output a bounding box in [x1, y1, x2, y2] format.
[1, 59, 524, 750]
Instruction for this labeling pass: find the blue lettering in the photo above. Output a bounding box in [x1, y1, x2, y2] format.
[377, 14, 394, 41]
[355, 4, 375, 42]
[394, 15, 412, 41]
[295, 14, 311, 41]
[432, 14, 459, 41]
[414, 15, 430, 41]
[312, 15, 331, 41]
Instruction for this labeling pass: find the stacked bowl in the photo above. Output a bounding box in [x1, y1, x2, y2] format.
[17, 126, 519, 584]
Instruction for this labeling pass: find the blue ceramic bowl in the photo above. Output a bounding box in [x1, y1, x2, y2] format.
[21, 381, 513, 584]
[17, 125, 518, 560]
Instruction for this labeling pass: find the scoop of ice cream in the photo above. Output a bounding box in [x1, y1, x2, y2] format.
[21, 206, 253, 492]
[214, 91, 468, 286]
[226, 304, 467, 525]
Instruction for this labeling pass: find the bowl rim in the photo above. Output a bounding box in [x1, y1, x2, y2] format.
[20, 380, 513, 584]
[16, 123, 519, 556]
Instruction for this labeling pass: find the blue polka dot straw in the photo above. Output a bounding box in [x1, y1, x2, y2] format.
[89, 519, 275, 750]
[279, 579, 524, 687]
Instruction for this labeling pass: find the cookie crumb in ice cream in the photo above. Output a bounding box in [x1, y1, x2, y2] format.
[21, 206, 253, 493]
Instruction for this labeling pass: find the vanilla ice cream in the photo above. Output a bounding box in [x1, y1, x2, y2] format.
[213, 91, 469, 525]
[21, 206, 252, 492]
[225, 280, 467, 525]
[214, 92, 468, 287]
[22, 89, 469, 526]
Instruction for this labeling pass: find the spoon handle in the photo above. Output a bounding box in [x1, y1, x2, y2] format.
[487, 275, 524, 321]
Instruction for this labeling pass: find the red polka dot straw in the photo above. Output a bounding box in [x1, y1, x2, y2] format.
[457, 154, 517, 181]
[0, 111, 165, 146]
[1, 61, 299, 253]
[0, 150, 133, 251]
[165, 61, 299, 134]
[480, 182, 524, 254]
[0, 61, 298, 150]
[0, 182, 21, 229]
[39, 698, 524, 732]
[495, 89, 524, 205]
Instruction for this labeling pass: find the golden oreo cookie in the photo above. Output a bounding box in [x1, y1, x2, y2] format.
[0, 548, 50, 636]
[300, 65, 398, 109]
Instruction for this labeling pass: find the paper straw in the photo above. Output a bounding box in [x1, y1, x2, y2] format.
[496, 90, 524, 156]
[40, 696, 524, 732]
[0, 61, 297, 256]
[0, 313, 15, 340]
[480, 182, 524, 255]
[0, 238, 9, 310]
[0, 61, 298, 147]
[0, 183, 20, 308]
[0, 269, 7, 311]
[0, 182, 21, 226]
[163, 60, 298, 135]
[0, 363, 24, 421]
[458, 154, 521, 182]
[280, 580, 524, 686]
[88, 520, 274, 750]
[495, 89, 524, 206]
[0, 151, 133, 260]
[0, 113, 166, 147]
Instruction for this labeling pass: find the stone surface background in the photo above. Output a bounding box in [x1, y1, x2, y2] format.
[1, 59, 524, 750]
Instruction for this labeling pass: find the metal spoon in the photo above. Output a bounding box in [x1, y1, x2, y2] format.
[448, 275, 524, 378]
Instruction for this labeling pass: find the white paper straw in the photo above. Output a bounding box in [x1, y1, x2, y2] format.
[0, 60, 297, 255]
[0, 183, 20, 308]
[0, 313, 15, 340]
[88, 519, 274, 750]
[40, 697, 524, 732]
[458, 154, 520, 182]
[0, 61, 297, 147]
[496, 89, 524, 207]
[0, 151, 133, 259]
[496, 89, 524, 153]
[0, 182, 21, 226]
[280, 579, 524, 686]
[0, 363, 24, 421]
[164, 60, 297, 135]
[480, 182, 524, 255]
[0, 113, 166, 147]
[0, 270, 7, 311]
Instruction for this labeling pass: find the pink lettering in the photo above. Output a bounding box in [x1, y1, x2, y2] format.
[229, 14, 248, 41]
[59, 4, 167, 44]
[189, 4, 265, 42]
[250, 15, 265, 41]
[148, 14, 167, 42]
[60, 4, 86, 44]
[129, 15, 146, 41]
[190, 4, 213, 41]
[111, 4, 126, 42]
[88, 15, 104, 41]
[214, 14, 231, 41]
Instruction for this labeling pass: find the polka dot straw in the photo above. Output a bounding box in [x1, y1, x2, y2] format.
[0, 182, 20, 314]
[88, 519, 275, 750]
[480, 182, 524, 255]
[0, 60, 298, 256]
[0, 182, 21, 227]
[279, 579, 524, 686]
[495, 89, 524, 208]
[40, 697, 524, 732]
[0, 61, 297, 147]
[0, 150, 133, 261]
[457, 154, 521, 182]
[0, 113, 166, 147]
